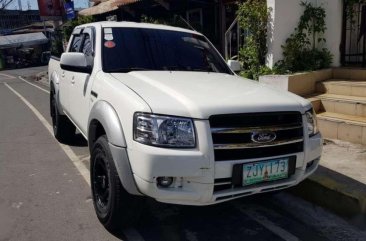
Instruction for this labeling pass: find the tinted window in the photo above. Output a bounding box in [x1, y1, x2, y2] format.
[70, 35, 82, 52]
[82, 34, 93, 56]
[81, 33, 94, 67]
[102, 27, 232, 74]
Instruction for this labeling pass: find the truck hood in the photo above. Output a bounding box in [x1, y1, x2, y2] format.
[110, 71, 311, 119]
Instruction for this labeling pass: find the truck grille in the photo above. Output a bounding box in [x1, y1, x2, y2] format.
[209, 112, 304, 161]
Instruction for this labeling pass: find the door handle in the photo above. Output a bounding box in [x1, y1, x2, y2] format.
[61, 72, 65, 78]
[71, 76, 75, 84]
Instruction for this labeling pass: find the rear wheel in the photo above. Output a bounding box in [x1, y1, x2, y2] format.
[91, 135, 144, 230]
[50, 90, 75, 143]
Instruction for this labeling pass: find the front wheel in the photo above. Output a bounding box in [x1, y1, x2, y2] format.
[91, 135, 144, 230]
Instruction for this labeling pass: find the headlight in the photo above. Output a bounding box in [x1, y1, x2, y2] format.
[133, 113, 196, 148]
[305, 108, 319, 136]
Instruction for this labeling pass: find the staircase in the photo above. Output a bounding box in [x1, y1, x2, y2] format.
[310, 69, 366, 145]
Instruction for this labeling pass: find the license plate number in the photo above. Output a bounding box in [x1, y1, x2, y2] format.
[243, 158, 289, 186]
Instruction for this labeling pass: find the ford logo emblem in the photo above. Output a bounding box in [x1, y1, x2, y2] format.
[251, 131, 277, 143]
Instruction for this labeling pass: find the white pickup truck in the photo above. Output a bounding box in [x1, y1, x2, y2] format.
[48, 21, 322, 230]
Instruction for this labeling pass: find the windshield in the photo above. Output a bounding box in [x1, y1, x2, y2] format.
[102, 27, 233, 74]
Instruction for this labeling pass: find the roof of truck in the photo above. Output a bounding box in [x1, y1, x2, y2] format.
[77, 21, 201, 35]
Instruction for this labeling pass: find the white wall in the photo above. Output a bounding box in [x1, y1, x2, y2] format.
[319, 0, 343, 67]
[266, 0, 343, 68]
[266, 0, 308, 68]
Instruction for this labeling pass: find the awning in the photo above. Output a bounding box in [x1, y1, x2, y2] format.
[79, 0, 140, 16]
[11, 29, 51, 34]
[0, 32, 49, 49]
[90, 0, 110, 4]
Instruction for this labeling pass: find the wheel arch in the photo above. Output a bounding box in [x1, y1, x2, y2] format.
[87, 100, 127, 151]
[88, 101, 141, 195]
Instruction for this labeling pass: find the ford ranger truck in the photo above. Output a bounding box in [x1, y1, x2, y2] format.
[48, 21, 322, 230]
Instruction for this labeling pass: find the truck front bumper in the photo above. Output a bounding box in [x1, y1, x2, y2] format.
[126, 122, 322, 205]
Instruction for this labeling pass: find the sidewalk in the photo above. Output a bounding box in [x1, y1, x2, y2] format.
[291, 139, 366, 220]
[28, 71, 366, 220]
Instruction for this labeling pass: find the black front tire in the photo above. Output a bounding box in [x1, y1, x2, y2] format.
[50, 90, 75, 143]
[91, 135, 144, 230]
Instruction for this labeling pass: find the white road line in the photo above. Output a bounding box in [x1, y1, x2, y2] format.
[240, 208, 300, 241]
[4, 82, 90, 185]
[0, 73, 16, 79]
[4, 81, 146, 241]
[18, 76, 50, 94]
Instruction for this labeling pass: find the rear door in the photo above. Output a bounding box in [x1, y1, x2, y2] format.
[67, 27, 95, 135]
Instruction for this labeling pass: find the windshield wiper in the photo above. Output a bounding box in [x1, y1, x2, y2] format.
[107, 67, 152, 73]
[190, 68, 217, 73]
[163, 65, 188, 71]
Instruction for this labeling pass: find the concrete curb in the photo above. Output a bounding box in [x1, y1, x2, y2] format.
[290, 165, 366, 219]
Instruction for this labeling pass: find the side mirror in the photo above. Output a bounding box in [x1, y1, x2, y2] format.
[227, 60, 241, 72]
[60, 52, 92, 74]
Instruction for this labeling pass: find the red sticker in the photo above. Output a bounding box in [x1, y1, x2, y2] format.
[104, 41, 116, 48]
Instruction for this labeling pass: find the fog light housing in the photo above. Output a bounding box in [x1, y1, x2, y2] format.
[157, 177, 174, 188]
[306, 160, 315, 169]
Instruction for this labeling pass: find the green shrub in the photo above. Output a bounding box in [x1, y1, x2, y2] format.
[237, 0, 269, 80]
[276, 1, 333, 73]
[50, 35, 64, 58]
[239, 65, 274, 80]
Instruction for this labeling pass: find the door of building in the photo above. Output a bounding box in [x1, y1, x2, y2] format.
[341, 1, 366, 67]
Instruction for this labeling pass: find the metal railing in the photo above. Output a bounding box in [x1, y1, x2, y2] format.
[224, 18, 248, 60]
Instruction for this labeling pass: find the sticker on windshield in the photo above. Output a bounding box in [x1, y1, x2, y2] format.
[104, 28, 112, 34]
[104, 28, 113, 40]
[104, 40, 116, 48]
[104, 33, 113, 41]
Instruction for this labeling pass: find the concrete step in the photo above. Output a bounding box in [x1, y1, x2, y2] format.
[314, 93, 366, 117]
[317, 112, 366, 145]
[333, 67, 366, 81]
[316, 79, 366, 97]
[308, 96, 322, 113]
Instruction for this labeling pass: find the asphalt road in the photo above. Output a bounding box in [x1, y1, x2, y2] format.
[0, 67, 365, 241]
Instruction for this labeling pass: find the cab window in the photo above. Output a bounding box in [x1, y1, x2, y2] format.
[81, 34, 93, 56]
[69, 34, 82, 52]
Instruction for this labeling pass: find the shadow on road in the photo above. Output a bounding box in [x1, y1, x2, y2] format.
[111, 195, 285, 241]
[58, 133, 88, 147]
[68, 133, 88, 147]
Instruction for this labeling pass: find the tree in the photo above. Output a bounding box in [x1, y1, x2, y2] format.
[0, 0, 14, 10]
